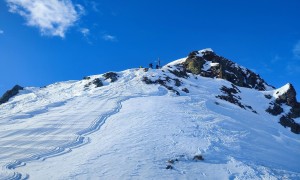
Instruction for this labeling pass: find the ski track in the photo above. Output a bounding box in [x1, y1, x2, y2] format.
[1, 70, 166, 179]
[1, 91, 91, 178]
[3, 95, 138, 179]
[1, 67, 300, 179]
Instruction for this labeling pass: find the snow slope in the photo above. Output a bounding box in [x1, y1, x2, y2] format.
[0, 58, 300, 179]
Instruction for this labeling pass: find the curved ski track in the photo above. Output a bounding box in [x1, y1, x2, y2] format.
[4, 94, 137, 180]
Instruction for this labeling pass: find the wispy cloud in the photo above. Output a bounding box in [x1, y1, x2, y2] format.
[293, 40, 300, 59]
[102, 34, 117, 42]
[0, 29, 4, 34]
[6, 0, 84, 38]
[286, 62, 300, 75]
[90, 1, 100, 13]
[284, 41, 300, 75]
[80, 28, 90, 37]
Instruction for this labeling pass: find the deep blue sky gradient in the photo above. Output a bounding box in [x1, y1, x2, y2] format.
[0, 0, 300, 97]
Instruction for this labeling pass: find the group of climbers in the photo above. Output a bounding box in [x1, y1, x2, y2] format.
[148, 58, 161, 69]
[140, 58, 161, 69]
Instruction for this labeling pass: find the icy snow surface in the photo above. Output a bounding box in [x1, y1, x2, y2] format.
[0, 60, 300, 179]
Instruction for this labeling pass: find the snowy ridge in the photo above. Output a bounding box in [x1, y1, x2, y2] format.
[0, 51, 300, 179]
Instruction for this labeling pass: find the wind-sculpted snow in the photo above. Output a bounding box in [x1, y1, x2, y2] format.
[0, 60, 300, 179]
[0, 69, 158, 179]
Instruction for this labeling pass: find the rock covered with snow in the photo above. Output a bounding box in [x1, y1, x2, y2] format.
[265, 83, 300, 133]
[274, 83, 297, 107]
[0, 85, 23, 105]
[182, 49, 273, 91]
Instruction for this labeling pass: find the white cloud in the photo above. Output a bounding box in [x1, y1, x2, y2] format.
[102, 34, 117, 42]
[0, 30, 4, 34]
[6, 0, 83, 38]
[90, 1, 100, 12]
[80, 28, 89, 37]
[293, 41, 300, 59]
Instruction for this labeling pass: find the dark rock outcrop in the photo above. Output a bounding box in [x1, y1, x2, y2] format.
[0, 85, 23, 105]
[275, 84, 297, 107]
[168, 68, 189, 78]
[142, 77, 180, 95]
[84, 78, 103, 88]
[266, 83, 300, 134]
[83, 76, 91, 80]
[216, 84, 257, 113]
[182, 88, 189, 93]
[275, 84, 300, 118]
[193, 155, 204, 161]
[103, 72, 118, 82]
[279, 116, 300, 134]
[266, 103, 283, 116]
[183, 49, 273, 91]
[92, 78, 103, 87]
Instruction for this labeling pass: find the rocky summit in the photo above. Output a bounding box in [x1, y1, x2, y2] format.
[183, 48, 273, 91]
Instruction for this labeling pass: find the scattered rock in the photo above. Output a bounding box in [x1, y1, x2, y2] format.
[266, 103, 283, 116]
[182, 88, 189, 93]
[167, 159, 178, 164]
[103, 72, 118, 82]
[165, 165, 173, 170]
[168, 66, 189, 78]
[83, 76, 91, 80]
[84, 78, 103, 88]
[92, 78, 103, 87]
[216, 85, 245, 109]
[279, 116, 300, 134]
[0, 85, 23, 105]
[264, 94, 272, 99]
[173, 79, 181, 87]
[216, 85, 256, 113]
[193, 155, 204, 161]
[142, 76, 180, 95]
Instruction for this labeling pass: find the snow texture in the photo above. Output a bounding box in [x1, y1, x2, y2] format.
[0, 55, 299, 180]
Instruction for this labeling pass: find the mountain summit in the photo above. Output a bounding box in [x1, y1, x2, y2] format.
[0, 49, 300, 179]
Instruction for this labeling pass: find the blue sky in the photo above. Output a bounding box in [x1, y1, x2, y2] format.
[0, 0, 300, 97]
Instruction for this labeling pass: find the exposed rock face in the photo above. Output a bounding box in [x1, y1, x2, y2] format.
[273, 83, 300, 119]
[0, 85, 23, 105]
[84, 78, 103, 88]
[216, 84, 257, 113]
[279, 116, 300, 134]
[183, 49, 273, 91]
[142, 76, 180, 95]
[103, 72, 118, 82]
[275, 83, 297, 107]
[266, 103, 283, 116]
[265, 83, 300, 134]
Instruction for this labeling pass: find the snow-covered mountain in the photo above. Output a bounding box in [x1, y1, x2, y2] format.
[0, 49, 300, 180]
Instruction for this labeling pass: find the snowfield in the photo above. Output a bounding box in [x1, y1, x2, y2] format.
[0, 60, 300, 179]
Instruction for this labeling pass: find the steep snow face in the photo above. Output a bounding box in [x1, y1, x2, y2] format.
[0, 62, 300, 179]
